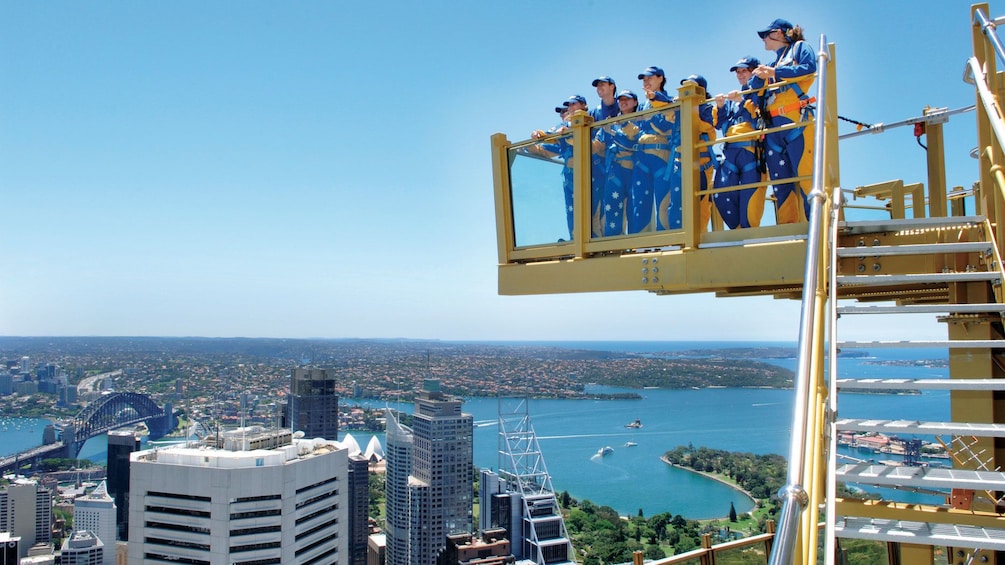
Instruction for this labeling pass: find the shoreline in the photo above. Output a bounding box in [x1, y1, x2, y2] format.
[660, 455, 758, 507]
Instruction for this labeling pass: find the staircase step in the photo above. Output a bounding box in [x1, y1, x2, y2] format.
[835, 463, 1005, 490]
[836, 241, 992, 257]
[836, 418, 1005, 437]
[840, 216, 986, 234]
[837, 303, 1005, 315]
[835, 517, 1005, 551]
[837, 378, 1005, 391]
[838, 340, 1004, 349]
[836, 272, 1000, 286]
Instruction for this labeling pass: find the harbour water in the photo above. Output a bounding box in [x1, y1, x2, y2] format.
[0, 341, 950, 520]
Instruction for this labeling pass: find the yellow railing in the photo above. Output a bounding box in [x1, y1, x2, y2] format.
[491, 66, 831, 268]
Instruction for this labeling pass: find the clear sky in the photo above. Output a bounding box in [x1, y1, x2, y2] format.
[0, 0, 988, 342]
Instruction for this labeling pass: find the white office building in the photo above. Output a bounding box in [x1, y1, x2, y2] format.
[128, 427, 348, 565]
[72, 482, 116, 565]
[60, 530, 103, 565]
[0, 479, 52, 559]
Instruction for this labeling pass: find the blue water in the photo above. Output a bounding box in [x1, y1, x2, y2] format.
[0, 341, 951, 519]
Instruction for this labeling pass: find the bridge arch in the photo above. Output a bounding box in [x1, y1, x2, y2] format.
[63, 392, 170, 459]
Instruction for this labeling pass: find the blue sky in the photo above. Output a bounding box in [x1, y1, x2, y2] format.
[0, 1, 987, 341]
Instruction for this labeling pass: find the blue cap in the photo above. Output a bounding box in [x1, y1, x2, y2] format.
[729, 56, 761, 71]
[616, 89, 637, 101]
[592, 75, 616, 87]
[758, 18, 793, 39]
[562, 94, 588, 106]
[681, 74, 708, 91]
[637, 66, 665, 79]
[554, 103, 567, 114]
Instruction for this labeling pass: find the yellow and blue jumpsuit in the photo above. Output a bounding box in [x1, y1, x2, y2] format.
[751, 40, 816, 224]
[712, 91, 766, 229]
[629, 92, 677, 233]
[595, 119, 640, 236]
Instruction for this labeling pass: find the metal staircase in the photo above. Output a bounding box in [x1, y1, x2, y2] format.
[828, 214, 1005, 559]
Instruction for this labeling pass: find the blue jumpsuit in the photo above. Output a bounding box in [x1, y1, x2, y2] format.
[590, 102, 622, 236]
[595, 122, 638, 236]
[712, 92, 766, 229]
[750, 40, 817, 224]
[539, 128, 575, 239]
[629, 92, 678, 233]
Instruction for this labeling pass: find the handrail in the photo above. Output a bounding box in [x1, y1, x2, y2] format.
[975, 7, 1005, 64]
[823, 184, 842, 565]
[969, 57, 1005, 156]
[768, 34, 833, 565]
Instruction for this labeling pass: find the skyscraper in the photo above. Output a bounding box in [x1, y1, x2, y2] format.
[106, 430, 139, 541]
[384, 379, 473, 565]
[72, 482, 116, 565]
[128, 427, 348, 565]
[346, 454, 370, 565]
[289, 368, 340, 440]
[0, 480, 52, 559]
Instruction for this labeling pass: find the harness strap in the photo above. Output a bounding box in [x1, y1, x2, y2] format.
[770, 96, 817, 117]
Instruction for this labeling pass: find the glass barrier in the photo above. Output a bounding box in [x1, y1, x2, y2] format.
[508, 134, 575, 247]
[590, 104, 686, 239]
[713, 543, 768, 565]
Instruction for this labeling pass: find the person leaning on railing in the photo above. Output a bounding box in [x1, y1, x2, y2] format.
[594, 90, 641, 237]
[712, 56, 767, 229]
[629, 66, 678, 233]
[589, 76, 620, 237]
[529, 102, 576, 240]
[749, 18, 817, 224]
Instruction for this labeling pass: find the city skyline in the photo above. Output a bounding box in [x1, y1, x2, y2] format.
[1, 1, 980, 342]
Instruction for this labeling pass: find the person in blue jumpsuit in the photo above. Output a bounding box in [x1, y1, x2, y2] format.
[750, 18, 817, 224]
[588, 79, 618, 236]
[712, 57, 766, 229]
[590, 76, 619, 122]
[677, 74, 716, 231]
[595, 90, 639, 236]
[629, 66, 678, 233]
[531, 103, 576, 239]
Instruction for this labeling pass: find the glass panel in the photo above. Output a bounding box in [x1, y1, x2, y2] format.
[508, 134, 574, 247]
[590, 105, 684, 236]
[714, 543, 767, 565]
[836, 538, 889, 565]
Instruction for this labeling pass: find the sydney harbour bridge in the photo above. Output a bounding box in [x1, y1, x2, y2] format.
[0, 391, 174, 474]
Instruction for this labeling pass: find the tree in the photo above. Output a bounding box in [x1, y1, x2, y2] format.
[729, 501, 738, 522]
[559, 490, 572, 508]
[644, 545, 666, 561]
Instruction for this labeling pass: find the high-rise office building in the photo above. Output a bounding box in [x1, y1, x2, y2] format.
[289, 368, 340, 440]
[106, 431, 140, 541]
[346, 454, 370, 565]
[127, 427, 348, 565]
[72, 482, 116, 565]
[0, 480, 52, 559]
[385, 379, 473, 565]
[60, 530, 103, 565]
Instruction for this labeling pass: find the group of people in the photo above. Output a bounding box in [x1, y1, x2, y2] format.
[531, 18, 817, 239]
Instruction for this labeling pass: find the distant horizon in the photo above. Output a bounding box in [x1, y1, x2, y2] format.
[0, 335, 795, 343]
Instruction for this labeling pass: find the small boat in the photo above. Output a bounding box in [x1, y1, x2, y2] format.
[625, 418, 643, 429]
[597, 446, 614, 457]
[624, 441, 637, 447]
